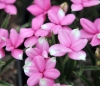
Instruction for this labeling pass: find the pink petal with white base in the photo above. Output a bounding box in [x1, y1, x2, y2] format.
[25, 47, 41, 58]
[27, 5, 43, 16]
[80, 30, 94, 39]
[90, 34, 100, 46]
[71, 39, 88, 51]
[27, 73, 42, 86]
[36, 37, 49, 51]
[71, 4, 83, 11]
[58, 29, 71, 47]
[11, 49, 23, 60]
[0, 48, 5, 59]
[44, 69, 60, 79]
[0, 3, 5, 9]
[0, 28, 8, 39]
[49, 44, 72, 57]
[39, 78, 54, 86]
[19, 28, 34, 38]
[62, 26, 72, 34]
[10, 28, 18, 46]
[41, 23, 55, 30]
[94, 18, 100, 32]
[35, 29, 49, 37]
[80, 18, 97, 33]
[57, 8, 65, 21]
[70, 29, 81, 43]
[68, 50, 86, 60]
[61, 14, 75, 25]
[83, 0, 100, 7]
[34, 56, 45, 72]
[48, 10, 59, 24]
[24, 36, 38, 47]
[45, 57, 56, 69]
[51, 25, 62, 34]
[5, 0, 16, 4]
[5, 5, 17, 15]
[32, 16, 45, 31]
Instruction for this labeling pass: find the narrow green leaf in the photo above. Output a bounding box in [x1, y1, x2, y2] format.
[51, 32, 56, 44]
[82, 66, 100, 71]
[0, 61, 5, 67]
[20, 22, 31, 28]
[1, 14, 10, 28]
[0, 81, 11, 86]
[0, 58, 15, 72]
[73, 71, 93, 86]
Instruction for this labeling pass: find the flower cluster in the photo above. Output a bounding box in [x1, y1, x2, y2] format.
[0, 0, 100, 86]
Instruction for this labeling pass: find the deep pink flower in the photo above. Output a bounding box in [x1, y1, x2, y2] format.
[20, 16, 49, 48]
[27, 0, 51, 16]
[25, 37, 49, 59]
[23, 57, 60, 86]
[6, 28, 24, 60]
[41, 7, 75, 34]
[49, 29, 88, 60]
[0, 28, 8, 59]
[80, 18, 100, 46]
[0, 0, 17, 15]
[71, 0, 100, 11]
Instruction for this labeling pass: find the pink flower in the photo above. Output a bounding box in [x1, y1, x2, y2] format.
[0, 28, 8, 59]
[25, 37, 49, 59]
[0, 0, 17, 15]
[49, 29, 88, 60]
[80, 18, 100, 46]
[20, 16, 49, 48]
[71, 0, 100, 11]
[27, 0, 51, 16]
[6, 28, 24, 60]
[23, 57, 60, 86]
[41, 7, 75, 34]
[52, 83, 67, 86]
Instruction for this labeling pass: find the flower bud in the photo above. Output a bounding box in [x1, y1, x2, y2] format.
[95, 48, 100, 60]
[60, 2, 68, 13]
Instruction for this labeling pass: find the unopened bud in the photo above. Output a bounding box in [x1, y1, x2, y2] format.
[95, 48, 100, 60]
[60, 2, 68, 13]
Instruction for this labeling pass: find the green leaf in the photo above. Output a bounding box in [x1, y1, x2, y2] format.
[0, 81, 11, 86]
[73, 71, 93, 86]
[51, 32, 56, 44]
[0, 61, 5, 67]
[1, 14, 10, 28]
[0, 58, 15, 72]
[20, 22, 31, 28]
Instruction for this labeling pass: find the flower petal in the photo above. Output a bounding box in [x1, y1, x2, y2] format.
[19, 28, 34, 38]
[5, 5, 17, 15]
[5, 0, 16, 4]
[80, 18, 97, 33]
[27, 73, 42, 86]
[36, 37, 49, 51]
[0, 49, 5, 59]
[61, 14, 75, 25]
[71, 0, 82, 4]
[45, 57, 56, 69]
[71, 4, 83, 11]
[71, 39, 88, 51]
[11, 49, 23, 60]
[44, 69, 60, 79]
[94, 18, 100, 32]
[24, 36, 38, 47]
[0, 3, 5, 9]
[34, 56, 45, 72]
[32, 16, 45, 31]
[27, 4, 43, 16]
[49, 44, 72, 57]
[25, 47, 41, 58]
[68, 50, 86, 60]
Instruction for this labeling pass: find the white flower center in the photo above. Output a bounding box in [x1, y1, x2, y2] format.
[97, 33, 100, 39]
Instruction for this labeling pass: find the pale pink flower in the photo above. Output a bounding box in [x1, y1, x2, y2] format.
[71, 0, 100, 11]
[25, 37, 49, 59]
[27, 0, 51, 16]
[0, 28, 8, 59]
[20, 16, 49, 48]
[49, 29, 88, 60]
[23, 57, 60, 86]
[41, 7, 75, 34]
[6, 28, 24, 60]
[52, 83, 67, 86]
[0, 0, 17, 15]
[80, 18, 100, 46]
